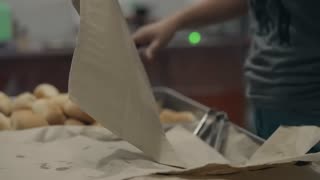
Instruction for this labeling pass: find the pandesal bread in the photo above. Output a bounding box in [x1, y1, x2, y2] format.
[63, 100, 95, 124]
[64, 119, 85, 126]
[0, 92, 12, 115]
[34, 84, 59, 99]
[159, 109, 195, 124]
[32, 99, 66, 125]
[48, 94, 69, 109]
[0, 112, 11, 130]
[12, 93, 36, 111]
[11, 110, 48, 130]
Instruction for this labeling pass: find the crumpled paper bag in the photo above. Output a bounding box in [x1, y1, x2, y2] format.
[0, 126, 319, 180]
[0, 126, 225, 180]
[69, 0, 182, 167]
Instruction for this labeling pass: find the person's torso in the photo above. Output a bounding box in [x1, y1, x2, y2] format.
[246, 0, 320, 110]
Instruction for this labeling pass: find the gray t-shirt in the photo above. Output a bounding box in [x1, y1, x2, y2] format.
[245, 0, 320, 110]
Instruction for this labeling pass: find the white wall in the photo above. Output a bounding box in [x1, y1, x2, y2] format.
[5, 0, 194, 47]
[5, 0, 78, 47]
[119, 0, 194, 18]
[5, 0, 242, 48]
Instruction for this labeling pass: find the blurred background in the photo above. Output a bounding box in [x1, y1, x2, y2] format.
[0, 0, 250, 126]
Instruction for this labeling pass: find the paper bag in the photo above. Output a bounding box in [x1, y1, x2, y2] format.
[247, 126, 320, 165]
[69, 0, 183, 167]
[0, 126, 319, 180]
[164, 126, 320, 177]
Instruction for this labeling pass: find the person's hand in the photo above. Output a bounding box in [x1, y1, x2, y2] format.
[133, 19, 179, 61]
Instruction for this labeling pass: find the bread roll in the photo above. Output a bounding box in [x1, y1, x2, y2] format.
[0, 92, 12, 115]
[32, 99, 66, 125]
[160, 109, 195, 124]
[48, 94, 69, 109]
[11, 110, 48, 130]
[34, 84, 59, 99]
[12, 93, 36, 111]
[63, 100, 95, 124]
[64, 119, 85, 126]
[0, 112, 11, 130]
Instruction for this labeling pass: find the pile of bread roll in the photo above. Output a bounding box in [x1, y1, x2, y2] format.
[0, 83, 196, 131]
[157, 100, 196, 124]
[156, 99, 196, 124]
[159, 109, 196, 124]
[0, 84, 102, 131]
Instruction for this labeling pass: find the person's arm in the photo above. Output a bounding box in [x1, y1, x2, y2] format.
[133, 0, 248, 60]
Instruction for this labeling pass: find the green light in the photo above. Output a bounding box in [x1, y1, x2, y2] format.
[188, 31, 201, 45]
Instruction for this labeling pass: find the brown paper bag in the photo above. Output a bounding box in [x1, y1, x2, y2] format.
[69, 0, 183, 167]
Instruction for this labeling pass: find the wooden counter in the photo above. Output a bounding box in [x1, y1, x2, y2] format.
[0, 40, 249, 124]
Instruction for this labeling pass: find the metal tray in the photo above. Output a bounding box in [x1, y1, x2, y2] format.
[154, 87, 210, 120]
[153, 87, 265, 151]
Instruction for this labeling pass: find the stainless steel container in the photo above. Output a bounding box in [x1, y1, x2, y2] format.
[153, 87, 265, 152]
